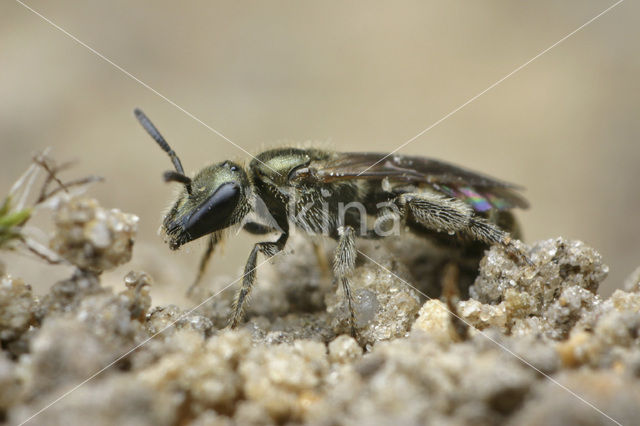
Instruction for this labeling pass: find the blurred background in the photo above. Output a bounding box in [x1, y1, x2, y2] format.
[1, 0, 637, 303]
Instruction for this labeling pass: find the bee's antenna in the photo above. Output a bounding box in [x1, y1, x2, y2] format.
[134, 108, 192, 194]
[163, 170, 192, 186]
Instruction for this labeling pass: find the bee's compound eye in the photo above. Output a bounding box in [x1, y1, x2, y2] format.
[222, 161, 238, 172]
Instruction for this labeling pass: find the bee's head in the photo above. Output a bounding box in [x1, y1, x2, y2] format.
[135, 109, 250, 250]
[162, 161, 249, 249]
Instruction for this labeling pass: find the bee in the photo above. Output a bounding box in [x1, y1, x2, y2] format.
[135, 109, 529, 335]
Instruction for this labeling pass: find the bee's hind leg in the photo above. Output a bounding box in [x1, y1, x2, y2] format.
[334, 225, 358, 337]
[396, 192, 529, 263]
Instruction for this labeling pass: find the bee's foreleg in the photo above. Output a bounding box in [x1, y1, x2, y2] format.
[230, 233, 288, 328]
[187, 233, 222, 297]
[334, 225, 357, 337]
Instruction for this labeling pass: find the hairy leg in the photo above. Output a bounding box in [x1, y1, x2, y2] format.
[333, 225, 358, 336]
[189, 222, 278, 297]
[397, 192, 528, 262]
[230, 233, 288, 328]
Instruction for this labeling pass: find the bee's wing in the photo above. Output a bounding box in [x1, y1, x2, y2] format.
[314, 152, 529, 212]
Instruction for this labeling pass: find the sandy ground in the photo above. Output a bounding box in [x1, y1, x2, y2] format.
[2, 194, 639, 425]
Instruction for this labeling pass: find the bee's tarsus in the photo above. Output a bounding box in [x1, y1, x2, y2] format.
[501, 237, 532, 266]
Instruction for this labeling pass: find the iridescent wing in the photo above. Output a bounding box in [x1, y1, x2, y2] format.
[313, 152, 528, 212]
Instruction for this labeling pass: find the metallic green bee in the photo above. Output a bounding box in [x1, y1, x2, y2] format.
[135, 109, 529, 335]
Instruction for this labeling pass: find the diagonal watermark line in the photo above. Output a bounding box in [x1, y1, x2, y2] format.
[357, 249, 622, 426]
[14, 0, 280, 175]
[358, 0, 625, 176]
[16, 251, 282, 426]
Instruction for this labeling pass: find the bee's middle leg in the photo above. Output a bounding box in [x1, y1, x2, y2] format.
[230, 233, 288, 328]
[334, 225, 358, 337]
